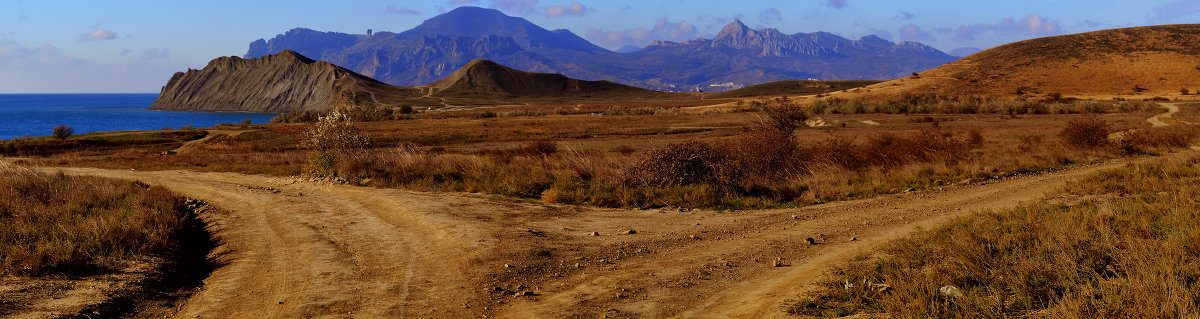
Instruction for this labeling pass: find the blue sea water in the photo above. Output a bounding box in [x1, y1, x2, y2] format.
[0, 94, 277, 140]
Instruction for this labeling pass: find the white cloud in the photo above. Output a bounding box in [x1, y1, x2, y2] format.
[1154, 0, 1200, 22]
[79, 29, 117, 42]
[759, 8, 782, 24]
[952, 14, 1061, 42]
[827, 0, 847, 9]
[586, 18, 705, 49]
[492, 0, 538, 14]
[0, 40, 184, 93]
[385, 5, 421, 15]
[544, 2, 586, 18]
[899, 24, 936, 42]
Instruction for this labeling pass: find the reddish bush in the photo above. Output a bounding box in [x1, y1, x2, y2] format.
[1059, 116, 1111, 149]
[626, 141, 739, 188]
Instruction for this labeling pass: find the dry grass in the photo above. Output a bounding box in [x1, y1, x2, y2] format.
[787, 154, 1200, 318]
[810, 93, 1159, 115]
[0, 163, 188, 276]
[13, 99, 1185, 210]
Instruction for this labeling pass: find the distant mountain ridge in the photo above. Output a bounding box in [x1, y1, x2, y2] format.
[245, 6, 954, 91]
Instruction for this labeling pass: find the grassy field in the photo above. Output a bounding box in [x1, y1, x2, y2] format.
[5, 98, 1192, 209]
[0, 162, 189, 276]
[787, 154, 1200, 318]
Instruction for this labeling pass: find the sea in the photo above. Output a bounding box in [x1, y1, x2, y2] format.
[0, 94, 277, 140]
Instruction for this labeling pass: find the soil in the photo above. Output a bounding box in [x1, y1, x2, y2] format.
[5, 105, 1192, 318]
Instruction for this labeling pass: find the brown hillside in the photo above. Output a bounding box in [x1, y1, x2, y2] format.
[152, 50, 416, 112]
[847, 24, 1200, 99]
[428, 59, 666, 99]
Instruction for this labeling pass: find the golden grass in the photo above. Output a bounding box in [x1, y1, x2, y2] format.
[787, 154, 1200, 318]
[0, 163, 188, 276]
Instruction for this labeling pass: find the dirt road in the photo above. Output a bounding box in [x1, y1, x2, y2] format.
[30, 103, 1189, 318]
[1148, 103, 1180, 127]
[44, 152, 1156, 318]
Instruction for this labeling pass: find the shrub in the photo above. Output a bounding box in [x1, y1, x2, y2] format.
[753, 97, 808, 132]
[476, 110, 498, 119]
[302, 111, 372, 153]
[1059, 116, 1111, 149]
[52, 124, 74, 141]
[302, 111, 372, 176]
[626, 141, 737, 188]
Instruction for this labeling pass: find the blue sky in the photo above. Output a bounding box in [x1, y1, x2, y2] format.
[2, 0, 1198, 93]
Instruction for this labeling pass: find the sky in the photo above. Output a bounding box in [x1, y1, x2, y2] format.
[2, 0, 1199, 93]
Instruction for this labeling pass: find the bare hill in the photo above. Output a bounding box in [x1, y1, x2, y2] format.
[151, 50, 413, 112]
[427, 59, 667, 99]
[849, 24, 1200, 98]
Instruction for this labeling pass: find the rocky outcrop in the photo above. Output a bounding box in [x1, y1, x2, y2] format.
[151, 50, 392, 112]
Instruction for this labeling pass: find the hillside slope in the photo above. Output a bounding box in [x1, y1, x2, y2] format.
[427, 59, 661, 99]
[851, 24, 1200, 98]
[151, 50, 410, 112]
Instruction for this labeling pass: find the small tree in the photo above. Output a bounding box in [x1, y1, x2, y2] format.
[52, 124, 74, 141]
[1182, 88, 1190, 95]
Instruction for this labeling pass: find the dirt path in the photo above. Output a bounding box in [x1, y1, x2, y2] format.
[170, 129, 253, 154]
[41, 154, 1161, 318]
[30, 105, 1191, 318]
[1148, 103, 1187, 127]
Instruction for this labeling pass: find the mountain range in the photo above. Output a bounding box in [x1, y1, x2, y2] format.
[245, 6, 954, 92]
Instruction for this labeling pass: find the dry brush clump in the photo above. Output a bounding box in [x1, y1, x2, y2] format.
[0, 163, 189, 275]
[788, 156, 1200, 318]
[302, 111, 373, 176]
[1059, 116, 1112, 149]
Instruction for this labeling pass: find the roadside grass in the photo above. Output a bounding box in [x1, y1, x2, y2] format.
[7, 99, 1184, 210]
[787, 154, 1200, 318]
[0, 163, 189, 276]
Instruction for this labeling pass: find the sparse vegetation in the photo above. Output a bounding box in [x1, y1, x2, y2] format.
[52, 124, 74, 141]
[788, 155, 1200, 318]
[809, 93, 1157, 115]
[16, 98, 1194, 210]
[0, 163, 189, 275]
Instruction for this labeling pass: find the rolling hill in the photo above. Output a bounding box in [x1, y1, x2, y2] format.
[846, 24, 1200, 98]
[426, 59, 666, 99]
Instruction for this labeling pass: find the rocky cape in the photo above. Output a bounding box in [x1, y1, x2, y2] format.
[151, 50, 398, 112]
[245, 6, 955, 92]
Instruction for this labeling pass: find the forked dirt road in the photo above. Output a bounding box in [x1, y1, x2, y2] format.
[44, 155, 1167, 318]
[35, 103, 1192, 318]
